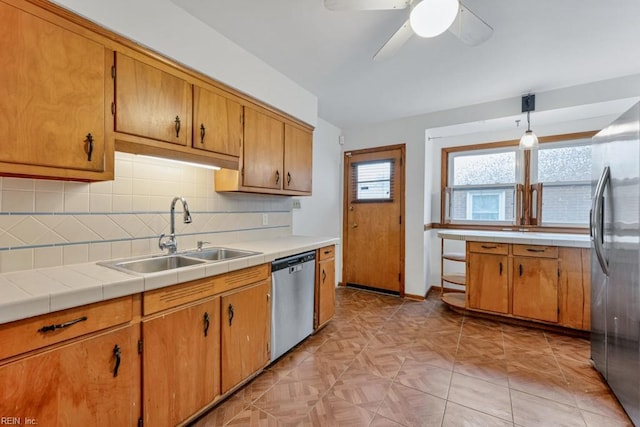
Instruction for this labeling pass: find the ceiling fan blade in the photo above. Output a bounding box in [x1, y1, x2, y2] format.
[324, 0, 410, 11]
[448, 2, 493, 46]
[373, 18, 413, 61]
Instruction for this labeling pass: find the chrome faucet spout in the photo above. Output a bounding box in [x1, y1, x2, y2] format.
[159, 196, 192, 254]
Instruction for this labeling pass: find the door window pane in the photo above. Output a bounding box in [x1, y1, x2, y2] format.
[353, 160, 393, 201]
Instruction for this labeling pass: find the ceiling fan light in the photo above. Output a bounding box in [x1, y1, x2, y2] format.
[409, 0, 460, 38]
[519, 130, 539, 150]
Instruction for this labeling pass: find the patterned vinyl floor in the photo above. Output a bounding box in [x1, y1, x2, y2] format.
[192, 287, 632, 426]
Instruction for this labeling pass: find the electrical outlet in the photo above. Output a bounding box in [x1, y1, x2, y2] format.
[262, 213, 268, 225]
[292, 199, 302, 209]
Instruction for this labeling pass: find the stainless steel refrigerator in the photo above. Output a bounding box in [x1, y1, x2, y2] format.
[591, 101, 640, 425]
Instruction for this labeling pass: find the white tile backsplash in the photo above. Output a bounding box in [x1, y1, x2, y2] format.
[0, 154, 292, 272]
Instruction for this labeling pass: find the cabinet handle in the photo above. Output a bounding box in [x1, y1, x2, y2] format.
[203, 312, 210, 337]
[526, 248, 546, 253]
[228, 304, 234, 326]
[174, 116, 181, 137]
[324, 250, 331, 255]
[85, 133, 94, 162]
[200, 124, 206, 143]
[322, 269, 326, 283]
[481, 245, 497, 249]
[267, 293, 270, 301]
[519, 264, 523, 277]
[499, 262, 503, 276]
[38, 315, 88, 333]
[287, 172, 291, 185]
[275, 170, 280, 185]
[113, 344, 121, 378]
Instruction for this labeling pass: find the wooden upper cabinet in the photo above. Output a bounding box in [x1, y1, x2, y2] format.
[242, 107, 284, 190]
[193, 86, 242, 157]
[0, 1, 111, 179]
[284, 124, 313, 192]
[114, 52, 191, 146]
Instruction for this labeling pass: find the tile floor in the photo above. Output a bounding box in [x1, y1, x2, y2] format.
[192, 287, 632, 426]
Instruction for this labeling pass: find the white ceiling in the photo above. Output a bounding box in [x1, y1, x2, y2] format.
[170, 0, 640, 129]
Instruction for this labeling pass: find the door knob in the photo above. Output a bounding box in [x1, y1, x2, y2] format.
[351, 222, 358, 228]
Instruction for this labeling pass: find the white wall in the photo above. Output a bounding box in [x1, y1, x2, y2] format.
[344, 74, 640, 297]
[293, 119, 343, 283]
[52, 0, 318, 127]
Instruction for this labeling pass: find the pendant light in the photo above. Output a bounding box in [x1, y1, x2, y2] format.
[410, 0, 460, 38]
[519, 94, 538, 150]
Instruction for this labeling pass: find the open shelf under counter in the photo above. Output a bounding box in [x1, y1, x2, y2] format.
[442, 252, 465, 262]
[441, 292, 466, 309]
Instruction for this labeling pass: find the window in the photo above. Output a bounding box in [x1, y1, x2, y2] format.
[442, 132, 595, 228]
[446, 147, 518, 224]
[352, 160, 394, 201]
[533, 142, 591, 225]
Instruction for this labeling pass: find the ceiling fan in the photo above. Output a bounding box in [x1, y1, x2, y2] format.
[324, 0, 493, 61]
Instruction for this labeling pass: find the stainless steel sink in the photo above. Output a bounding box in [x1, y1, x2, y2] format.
[101, 255, 206, 274]
[182, 247, 259, 261]
[98, 247, 260, 275]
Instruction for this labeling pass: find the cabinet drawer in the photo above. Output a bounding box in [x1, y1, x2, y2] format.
[318, 245, 335, 261]
[144, 264, 270, 315]
[513, 244, 558, 258]
[0, 296, 133, 361]
[468, 242, 509, 255]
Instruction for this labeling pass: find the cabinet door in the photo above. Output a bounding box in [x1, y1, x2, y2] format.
[242, 107, 284, 190]
[115, 52, 190, 146]
[143, 297, 220, 427]
[316, 258, 336, 328]
[468, 252, 509, 314]
[193, 86, 242, 157]
[0, 325, 139, 426]
[284, 124, 312, 193]
[513, 256, 559, 322]
[221, 281, 271, 393]
[0, 2, 106, 172]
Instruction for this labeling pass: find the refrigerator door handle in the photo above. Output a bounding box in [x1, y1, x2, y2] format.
[591, 166, 610, 276]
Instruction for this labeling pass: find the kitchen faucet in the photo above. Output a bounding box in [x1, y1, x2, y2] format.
[158, 196, 192, 254]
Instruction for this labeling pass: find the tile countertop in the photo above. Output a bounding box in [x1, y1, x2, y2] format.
[437, 230, 591, 249]
[0, 235, 340, 325]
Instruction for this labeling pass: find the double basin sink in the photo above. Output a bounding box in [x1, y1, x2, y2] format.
[99, 247, 259, 274]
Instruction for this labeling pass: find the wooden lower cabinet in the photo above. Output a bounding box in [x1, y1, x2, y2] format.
[221, 280, 271, 393]
[512, 256, 559, 323]
[316, 246, 336, 329]
[465, 241, 589, 330]
[467, 252, 508, 314]
[0, 324, 140, 426]
[142, 297, 220, 427]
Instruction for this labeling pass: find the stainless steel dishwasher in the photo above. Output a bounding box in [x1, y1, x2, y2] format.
[271, 250, 316, 361]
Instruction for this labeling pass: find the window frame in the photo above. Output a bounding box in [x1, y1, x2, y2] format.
[439, 131, 597, 232]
